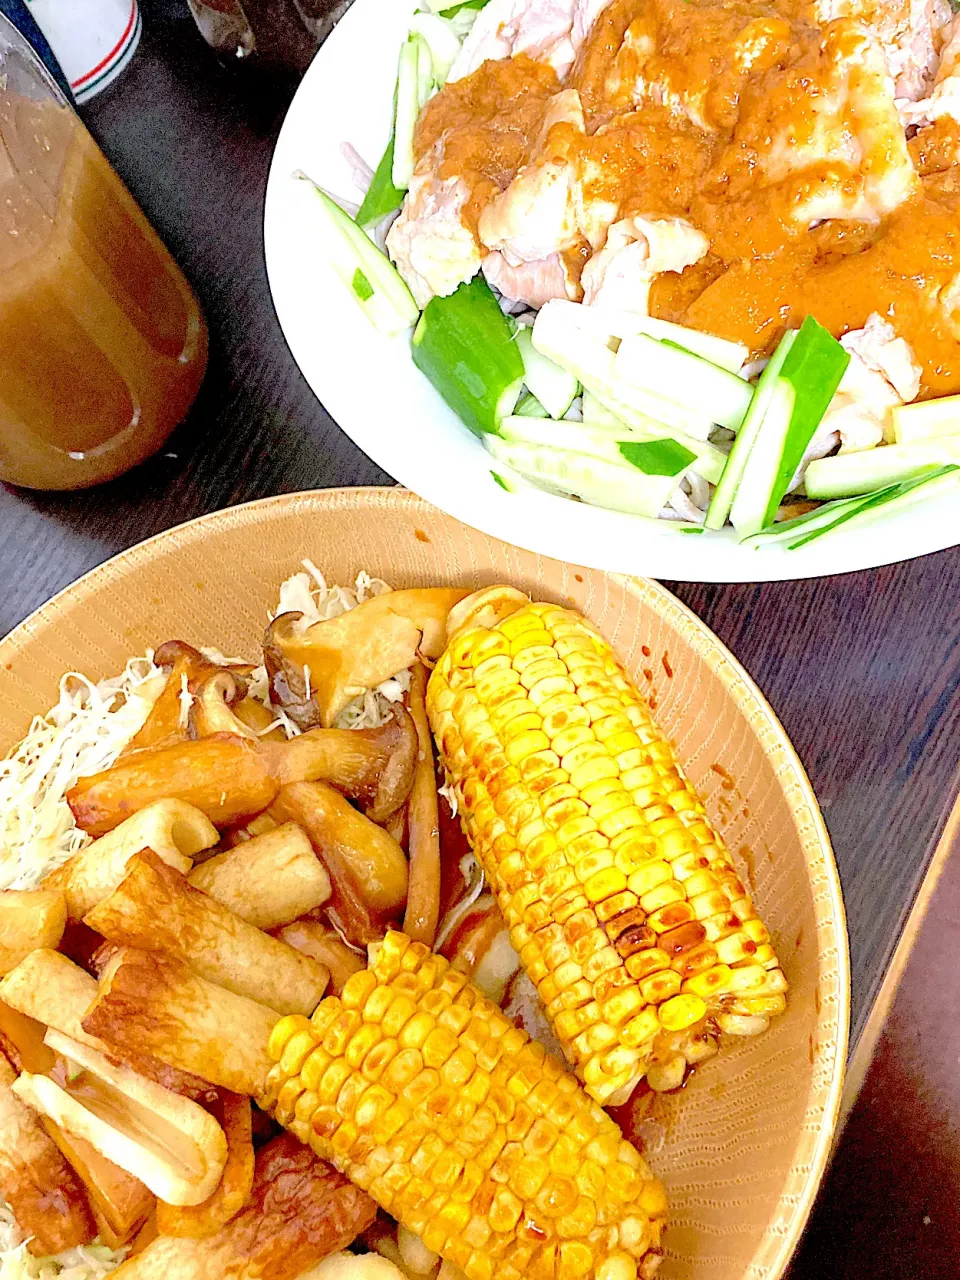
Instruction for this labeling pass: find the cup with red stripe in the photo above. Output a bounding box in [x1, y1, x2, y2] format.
[26, 0, 141, 103]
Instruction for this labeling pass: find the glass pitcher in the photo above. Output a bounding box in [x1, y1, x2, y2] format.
[0, 12, 208, 490]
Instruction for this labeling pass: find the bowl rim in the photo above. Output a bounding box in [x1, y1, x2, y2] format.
[0, 485, 850, 1277]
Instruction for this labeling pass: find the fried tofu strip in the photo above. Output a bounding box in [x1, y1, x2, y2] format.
[15, 1030, 228, 1206]
[42, 1121, 155, 1247]
[83, 949, 276, 1098]
[0, 1053, 95, 1254]
[0, 949, 107, 1049]
[68, 734, 278, 837]
[85, 852, 329, 1016]
[156, 1094, 253, 1238]
[43, 800, 219, 920]
[0, 950, 215, 1100]
[187, 825, 331, 930]
[109, 1134, 376, 1280]
[0, 889, 66, 974]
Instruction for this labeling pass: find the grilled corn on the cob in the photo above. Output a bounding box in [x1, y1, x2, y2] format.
[427, 595, 787, 1104]
[264, 931, 668, 1280]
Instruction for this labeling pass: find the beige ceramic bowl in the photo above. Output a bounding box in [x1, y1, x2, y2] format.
[0, 488, 848, 1280]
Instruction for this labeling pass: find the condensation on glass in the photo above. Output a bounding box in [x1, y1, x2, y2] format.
[0, 15, 208, 490]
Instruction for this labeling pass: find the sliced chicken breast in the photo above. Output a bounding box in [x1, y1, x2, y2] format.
[817, 314, 923, 455]
[712, 18, 918, 226]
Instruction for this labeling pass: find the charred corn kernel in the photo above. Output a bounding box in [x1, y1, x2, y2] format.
[265, 936, 667, 1280]
[730, 993, 788, 1018]
[428, 598, 786, 1102]
[658, 993, 708, 1032]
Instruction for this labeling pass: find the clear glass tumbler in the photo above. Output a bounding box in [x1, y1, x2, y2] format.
[0, 13, 208, 490]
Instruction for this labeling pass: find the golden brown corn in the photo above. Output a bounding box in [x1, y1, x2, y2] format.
[263, 932, 668, 1280]
[427, 599, 787, 1104]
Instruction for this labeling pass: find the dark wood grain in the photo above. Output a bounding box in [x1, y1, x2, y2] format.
[1, 0, 959, 1053]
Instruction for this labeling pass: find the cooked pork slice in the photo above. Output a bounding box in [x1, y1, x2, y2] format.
[614, 9, 796, 131]
[581, 216, 709, 312]
[717, 19, 918, 226]
[476, 89, 592, 305]
[806, 0, 953, 101]
[386, 163, 481, 307]
[842, 312, 923, 401]
[900, 13, 960, 125]
[449, 0, 612, 83]
[482, 251, 575, 307]
[811, 314, 923, 456]
[480, 163, 580, 265]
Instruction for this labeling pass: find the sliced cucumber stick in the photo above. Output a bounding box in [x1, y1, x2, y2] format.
[514, 392, 550, 418]
[532, 310, 713, 440]
[516, 326, 579, 419]
[728, 318, 849, 536]
[892, 394, 960, 445]
[535, 300, 747, 372]
[704, 332, 794, 530]
[307, 183, 418, 335]
[392, 37, 426, 190]
[744, 465, 960, 549]
[408, 13, 462, 83]
[805, 435, 960, 498]
[413, 274, 523, 435]
[356, 134, 405, 228]
[581, 389, 624, 430]
[614, 334, 753, 431]
[485, 437, 683, 517]
[499, 418, 694, 479]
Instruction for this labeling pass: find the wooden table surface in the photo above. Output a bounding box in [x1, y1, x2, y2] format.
[2, 0, 959, 1056]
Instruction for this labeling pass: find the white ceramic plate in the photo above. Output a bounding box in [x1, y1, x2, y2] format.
[263, 0, 960, 581]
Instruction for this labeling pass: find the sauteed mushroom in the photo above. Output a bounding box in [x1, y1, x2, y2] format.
[122, 643, 253, 756]
[263, 587, 468, 729]
[67, 714, 419, 835]
[272, 782, 409, 946]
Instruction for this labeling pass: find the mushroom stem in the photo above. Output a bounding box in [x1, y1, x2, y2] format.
[402, 665, 441, 947]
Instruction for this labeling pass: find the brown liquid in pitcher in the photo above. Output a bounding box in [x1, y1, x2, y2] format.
[0, 95, 207, 489]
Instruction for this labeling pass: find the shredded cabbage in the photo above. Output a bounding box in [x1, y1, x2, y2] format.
[0, 657, 164, 892]
[0, 1209, 123, 1280]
